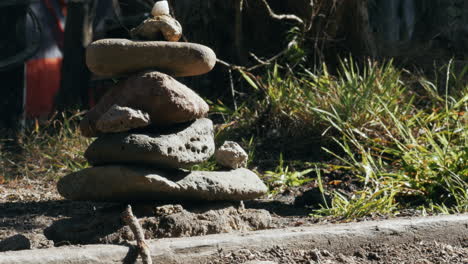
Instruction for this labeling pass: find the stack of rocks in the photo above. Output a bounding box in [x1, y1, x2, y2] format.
[57, 3, 267, 202]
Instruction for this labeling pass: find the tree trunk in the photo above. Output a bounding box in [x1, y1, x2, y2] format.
[55, 0, 96, 111]
[0, 3, 27, 133]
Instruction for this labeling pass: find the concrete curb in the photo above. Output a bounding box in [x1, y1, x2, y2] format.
[1, 214, 467, 264]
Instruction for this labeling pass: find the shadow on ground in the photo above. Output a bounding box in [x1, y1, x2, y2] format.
[1, 199, 315, 247]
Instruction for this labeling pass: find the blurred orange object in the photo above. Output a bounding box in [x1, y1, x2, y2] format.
[25, 58, 62, 118]
[25, 0, 66, 118]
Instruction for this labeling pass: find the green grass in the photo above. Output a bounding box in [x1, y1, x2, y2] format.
[310, 61, 467, 217]
[0, 111, 91, 181]
[263, 154, 314, 195]
[215, 57, 467, 218]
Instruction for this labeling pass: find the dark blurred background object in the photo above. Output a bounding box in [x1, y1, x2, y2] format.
[0, 0, 38, 134]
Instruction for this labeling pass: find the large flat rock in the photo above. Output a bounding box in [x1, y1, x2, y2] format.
[57, 166, 268, 202]
[86, 39, 216, 77]
[80, 71, 209, 137]
[85, 118, 215, 169]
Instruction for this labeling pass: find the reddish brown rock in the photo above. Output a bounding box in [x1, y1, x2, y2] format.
[80, 71, 209, 137]
[86, 39, 216, 77]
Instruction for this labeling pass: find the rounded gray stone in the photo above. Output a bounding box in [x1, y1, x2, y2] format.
[57, 166, 268, 202]
[86, 39, 216, 77]
[85, 118, 215, 169]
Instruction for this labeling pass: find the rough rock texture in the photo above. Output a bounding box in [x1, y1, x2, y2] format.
[86, 39, 216, 77]
[85, 118, 214, 168]
[0, 235, 31, 252]
[57, 166, 268, 202]
[155, 205, 271, 238]
[95, 105, 151, 134]
[215, 141, 248, 169]
[80, 71, 209, 137]
[131, 16, 182, 42]
[44, 204, 272, 244]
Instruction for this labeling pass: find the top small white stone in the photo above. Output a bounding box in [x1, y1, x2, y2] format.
[152, 1, 170, 16]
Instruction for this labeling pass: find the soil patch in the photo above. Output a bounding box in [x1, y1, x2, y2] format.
[0, 180, 313, 250]
[44, 203, 272, 245]
[0, 178, 441, 254]
[1, 214, 466, 264]
[208, 241, 468, 264]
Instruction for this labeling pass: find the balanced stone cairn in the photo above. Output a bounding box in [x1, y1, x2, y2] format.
[57, 2, 267, 202]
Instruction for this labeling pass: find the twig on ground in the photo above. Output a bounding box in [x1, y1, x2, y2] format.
[122, 205, 153, 264]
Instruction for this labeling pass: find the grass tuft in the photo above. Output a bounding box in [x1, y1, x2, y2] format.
[1, 111, 91, 181]
[215, 57, 467, 218]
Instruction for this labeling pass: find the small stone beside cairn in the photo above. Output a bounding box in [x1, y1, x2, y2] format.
[57, 1, 267, 202]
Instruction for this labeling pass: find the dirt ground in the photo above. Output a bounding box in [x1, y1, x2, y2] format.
[0, 179, 316, 249]
[207, 241, 468, 264]
[1, 179, 466, 263]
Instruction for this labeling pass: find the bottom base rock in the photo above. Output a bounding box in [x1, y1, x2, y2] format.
[57, 166, 267, 202]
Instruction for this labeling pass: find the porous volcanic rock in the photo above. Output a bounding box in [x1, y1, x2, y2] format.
[215, 141, 248, 169]
[57, 166, 268, 202]
[80, 71, 209, 137]
[86, 39, 216, 77]
[85, 118, 215, 169]
[95, 105, 151, 133]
